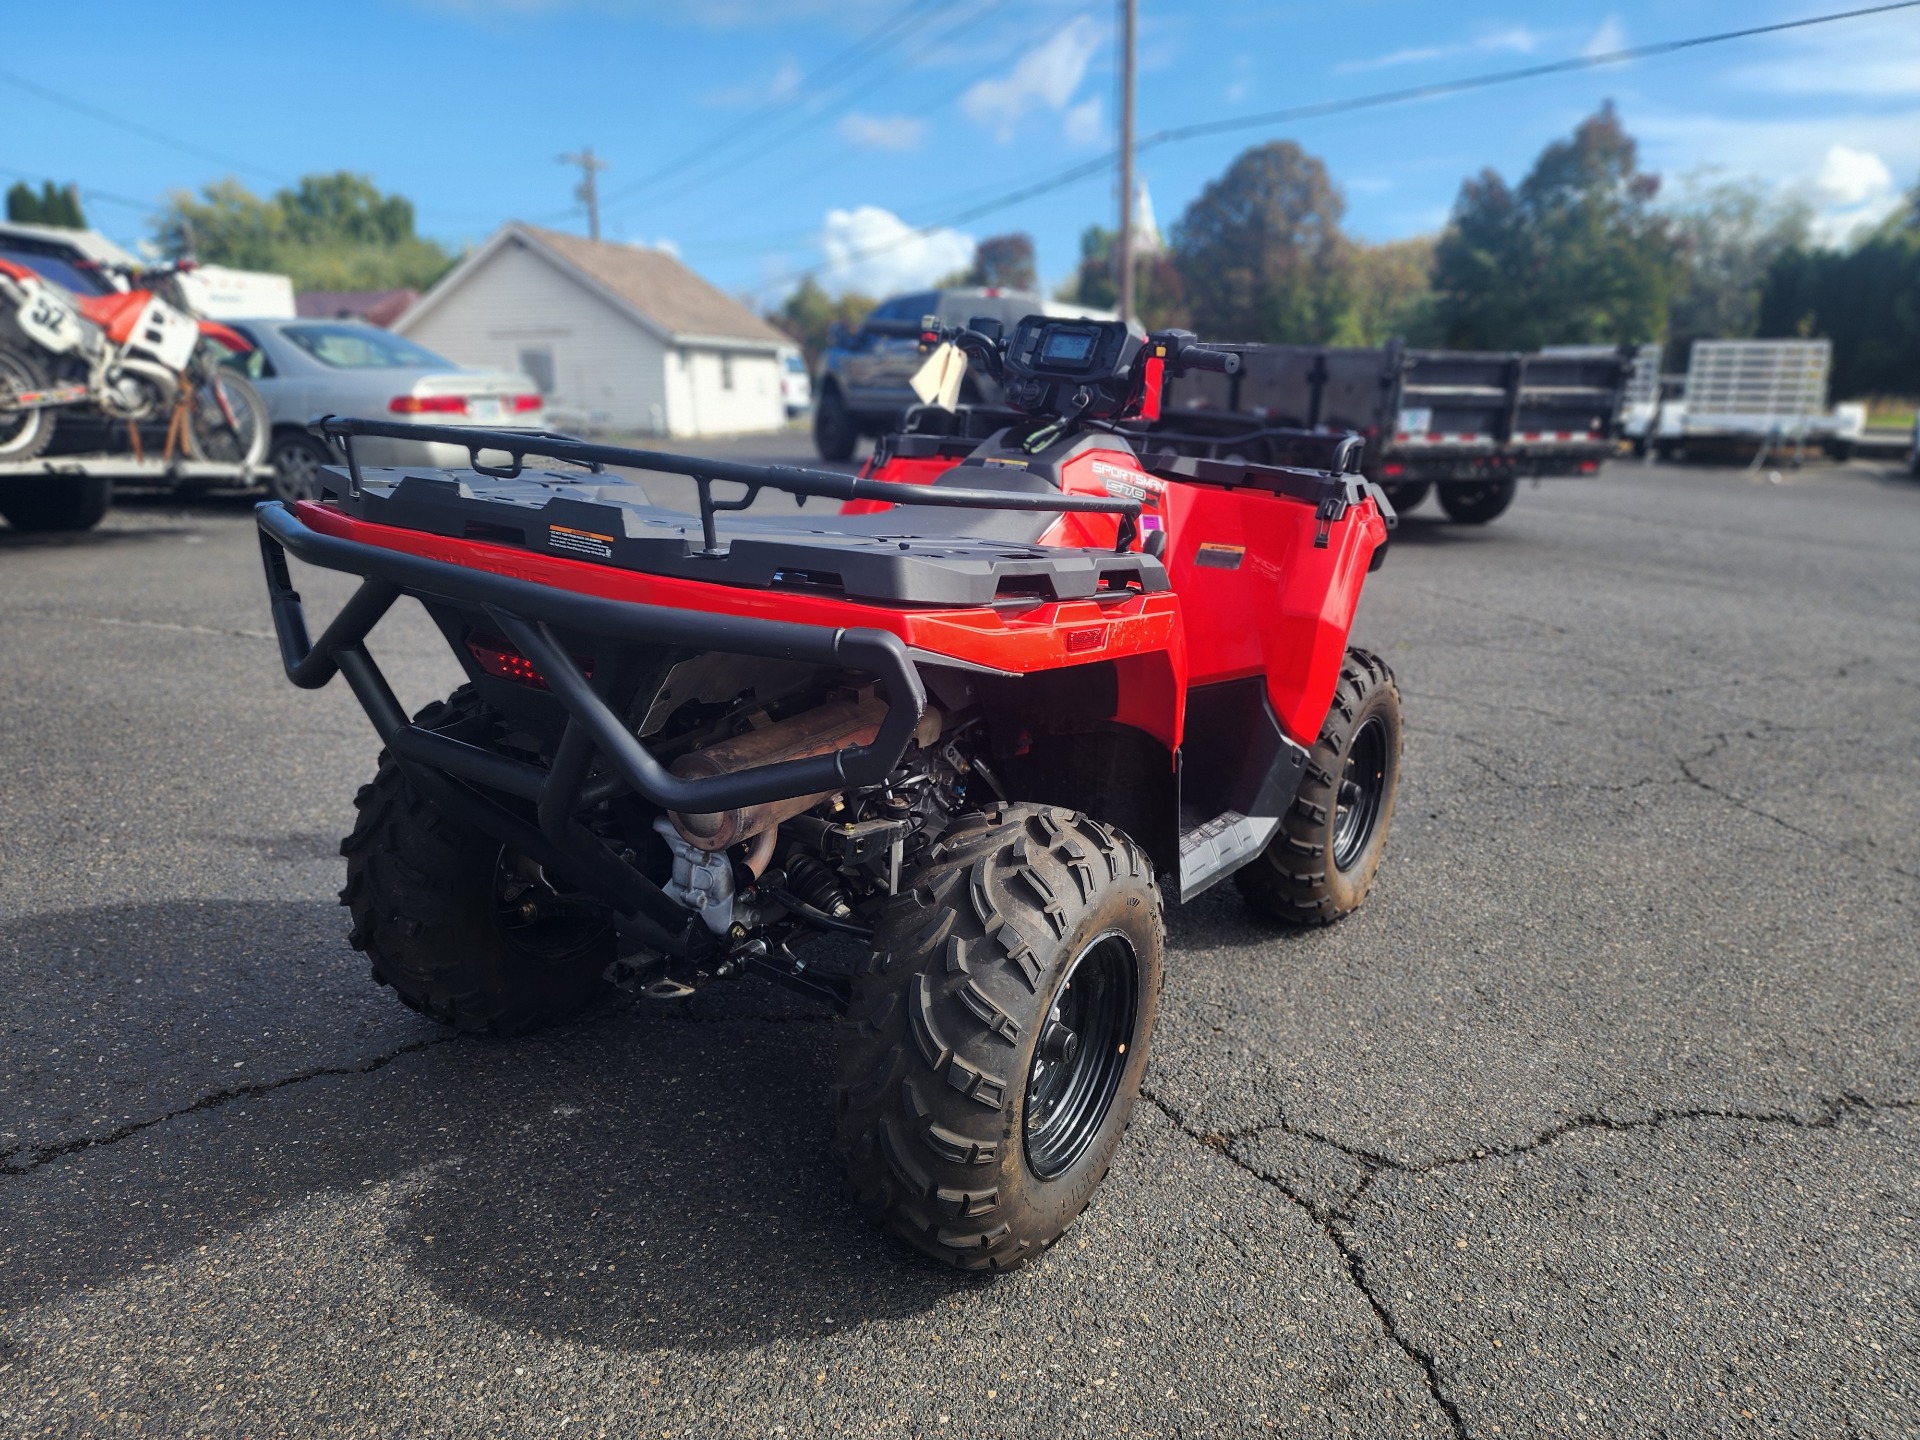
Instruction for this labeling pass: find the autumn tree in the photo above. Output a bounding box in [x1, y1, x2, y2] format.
[1665, 173, 1812, 364]
[1060, 226, 1187, 329]
[1430, 103, 1683, 350]
[962, 232, 1038, 291]
[1337, 237, 1437, 346]
[1170, 141, 1352, 344]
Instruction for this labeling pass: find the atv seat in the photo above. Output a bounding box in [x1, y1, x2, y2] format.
[318, 465, 1165, 608]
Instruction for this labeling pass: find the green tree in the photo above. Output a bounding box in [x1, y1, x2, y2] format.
[1170, 141, 1352, 344]
[1759, 196, 1920, 398]
[1665, 173, 1812, 364]
[1431, 103, 1683, 350]
[7, 180, 86, 228]
[153, 173, 455, 291]
[1060, 226, 1187, 329]
[1335, 237, 1437, 346]
[769, 276, 876, 366]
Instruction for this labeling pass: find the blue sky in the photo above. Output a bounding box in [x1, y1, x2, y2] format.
[5, 0, 1918, 304]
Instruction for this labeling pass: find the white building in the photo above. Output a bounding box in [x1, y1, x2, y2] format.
[395, 222, 789, 437]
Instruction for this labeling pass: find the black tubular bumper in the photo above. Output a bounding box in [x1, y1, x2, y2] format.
[256, 500, 928, 955]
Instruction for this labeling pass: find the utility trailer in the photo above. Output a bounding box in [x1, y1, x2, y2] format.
[1650, 339, 1865, 462]
[0, 452, 263, 533]
[1160, 340, 1636, 525]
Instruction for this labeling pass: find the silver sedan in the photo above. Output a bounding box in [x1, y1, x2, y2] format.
[224, 317, 546, 502]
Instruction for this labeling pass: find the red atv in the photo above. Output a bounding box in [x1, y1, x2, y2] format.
[255, 313, 1401, 1271]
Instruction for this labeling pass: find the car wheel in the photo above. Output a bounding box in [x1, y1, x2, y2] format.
[814, 387, 859, 463]
[268, 432, 336, 503]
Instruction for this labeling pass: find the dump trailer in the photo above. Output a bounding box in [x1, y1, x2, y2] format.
[1159, 340, 1636, 524]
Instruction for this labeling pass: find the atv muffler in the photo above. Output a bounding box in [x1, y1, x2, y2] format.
[667, 695, 889, 851]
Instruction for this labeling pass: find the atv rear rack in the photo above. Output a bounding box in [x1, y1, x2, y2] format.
[257, 498, 930, 969]
[309, 415, 1145, 552]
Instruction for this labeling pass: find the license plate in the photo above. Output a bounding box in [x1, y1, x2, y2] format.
[468, 397, 503, 421]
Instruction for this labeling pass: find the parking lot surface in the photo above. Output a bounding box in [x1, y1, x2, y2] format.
[2, 458, 1917, 1438]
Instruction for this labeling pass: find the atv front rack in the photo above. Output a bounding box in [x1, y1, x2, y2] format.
[257, 499, 928, 969]
[309, 415, 1144, 552]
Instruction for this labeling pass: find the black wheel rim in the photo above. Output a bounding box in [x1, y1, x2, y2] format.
[1023, 931, 1139, 1180]
[494, 849, 611, 963]
[1332, 714, 1390, 872]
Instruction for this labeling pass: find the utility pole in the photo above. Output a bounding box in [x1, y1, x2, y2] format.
[1116, 0, 1137, 324]
[558, 146, 609, 242]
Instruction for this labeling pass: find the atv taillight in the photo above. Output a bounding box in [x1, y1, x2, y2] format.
[511, 393, 542, 412]
[466, 633, 592, 689]
[390, 395, 468, 415]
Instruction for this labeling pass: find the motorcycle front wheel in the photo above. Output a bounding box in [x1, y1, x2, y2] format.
[184, 368, 269, 467]
[0, 346, 58, 463]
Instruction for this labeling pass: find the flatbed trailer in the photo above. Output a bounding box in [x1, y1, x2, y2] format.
[1160, 339, 1635, 524]
[0, 452, 263, 533]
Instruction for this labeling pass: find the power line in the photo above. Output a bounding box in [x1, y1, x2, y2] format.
[0, 67, 289, 184]
[595, 0, 945, 211]
[754, 0, 1920, 295]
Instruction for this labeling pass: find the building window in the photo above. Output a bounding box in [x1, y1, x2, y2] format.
[518, 346, 555, 394]
[720, 353, 734, 391]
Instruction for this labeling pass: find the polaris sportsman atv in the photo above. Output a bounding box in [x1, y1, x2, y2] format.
[255, 314, 1401, 1272]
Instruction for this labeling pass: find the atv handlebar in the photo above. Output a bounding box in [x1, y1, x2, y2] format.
[1174, 342, 1242, 376]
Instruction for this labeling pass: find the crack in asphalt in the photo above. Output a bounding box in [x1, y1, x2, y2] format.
[1142, 1087, 1470, 1438]
[1144, 1084, 1920, 1440]
[1677, 731, 1920, 884]
[0, 1035, 456, 1178]
[0, 1001, 833, 1179]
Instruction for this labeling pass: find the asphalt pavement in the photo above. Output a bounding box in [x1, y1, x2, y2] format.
[1, 453, 1917, 1438]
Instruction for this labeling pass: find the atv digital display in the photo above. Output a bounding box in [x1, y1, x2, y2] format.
[1039, 328, 1097, 366]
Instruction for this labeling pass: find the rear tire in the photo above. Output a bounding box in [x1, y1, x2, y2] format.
[0, 346, 57, 463]
[833, 804, 1163, 1272]
[267, 430, 335, 503]
[1236, 649, 1401, 926]
[0, 476, 110, 533]
[1437, 476, 1517, 524]
[185, 369, 269, 466]
[1377, 479, 1431, 515]
[340, 687, 616, 1035]
[813, 386, 859, 463]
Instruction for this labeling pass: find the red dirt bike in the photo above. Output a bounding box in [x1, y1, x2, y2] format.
[253, 311, 1400, 1271]
[0, 255, 267, 470]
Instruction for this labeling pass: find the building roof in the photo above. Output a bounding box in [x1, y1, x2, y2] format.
[400, 222, 788, 350]
[296, 288, 418, 328]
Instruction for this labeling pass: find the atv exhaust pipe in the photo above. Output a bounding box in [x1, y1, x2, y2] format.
[667, 695, 890, 852]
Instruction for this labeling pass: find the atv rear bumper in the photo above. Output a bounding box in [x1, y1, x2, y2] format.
[256, 499, 926, 960]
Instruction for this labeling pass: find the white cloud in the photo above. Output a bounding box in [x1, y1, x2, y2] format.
[1816, 144, 1894, 207]
[1064, 96, 1104, 147]
[961, 15, 1100, 143]
[1584, 16, 1625, 59]
[837, 113, 928, 152]
[819, 205, 973, 297]
[1334, 26, 1541, 75]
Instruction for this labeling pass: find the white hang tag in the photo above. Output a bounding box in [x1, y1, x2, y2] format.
[909, 342, 968, 410]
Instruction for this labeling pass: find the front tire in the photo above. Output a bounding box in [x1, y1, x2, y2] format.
[1437, 476, 1517, 524]
[0, 476, 111, 533]
[1236, 649, 1401, 926]
[340, 688, 616, 1035]
[813, 386, 859, 463]
[834, 804, 1163, 1272]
